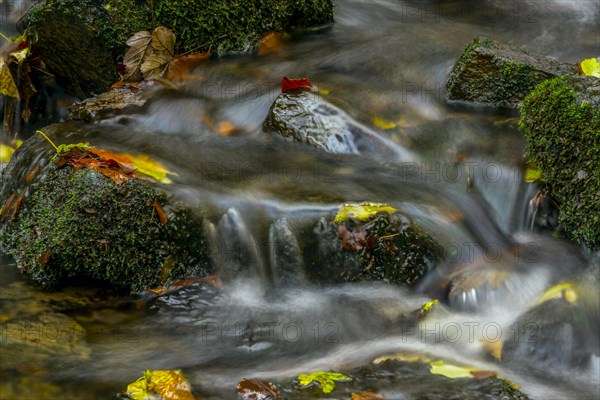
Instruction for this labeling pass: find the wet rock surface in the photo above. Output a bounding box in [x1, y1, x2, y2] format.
[302, 204, 442, 286]
[519, 75, 600, 251]
[68, 88, 148, 123]
[446, 36, 577, 108]
[264, 91, 416, 161]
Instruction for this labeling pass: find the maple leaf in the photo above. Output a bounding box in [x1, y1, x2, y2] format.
[281, 76, 312, 93]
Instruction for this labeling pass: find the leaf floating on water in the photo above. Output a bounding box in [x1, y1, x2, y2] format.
[236, 378, 281, 400]
[125, 369, 195, 400]
[281, 77, 312, 93]
[352, 392, 386, 400]
[372, 116, 399, 130]
[297, 371, 351, 394]
[123, 31, 152, 81]
[578, 57, 600, 77]
[216, 120, 237, 136]
[258, 32, 285, 56]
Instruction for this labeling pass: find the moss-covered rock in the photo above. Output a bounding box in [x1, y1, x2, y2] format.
[519, 75, 600, 251]
[305, 203, 442, 286]
[18, 0, 334, 98]
[0, 130, 212, 292]
[446, 37, 577, 108]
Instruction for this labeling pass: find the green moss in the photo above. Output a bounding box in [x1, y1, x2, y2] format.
[104, 0, 333, 54]
[519, 76, 600, 250]
[1, 166, 211, 292]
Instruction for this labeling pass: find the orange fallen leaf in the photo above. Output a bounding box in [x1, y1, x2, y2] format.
[167, 52, 210, 80]
[1, 192, 15, 220]
[352, 392, 386, 400]
[154, 199, 168, 225]
[39, 249, 51, 265]
[216, 120, 237, 136]
[258, 32, 284, 56]
[237, 378, 280, 399]
[470, 370, 498, 379]
[11, 190, 25, 221]
[25, 165, 39, 183]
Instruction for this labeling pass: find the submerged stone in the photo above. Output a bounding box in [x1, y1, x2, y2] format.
[519, 75, 600, 251]
[446, 36, 577, 108]
[18, 0, 334, 98]
[0, 126, 212, 292]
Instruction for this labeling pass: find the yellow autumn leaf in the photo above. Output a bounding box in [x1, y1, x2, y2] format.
[335, 202, 397, 223]
[524, 163, 544, 183]
[429, 360, 476, 379]
[580, 57, 600, 78]
[0, 140, 22, 164]
[125, 370, 195, 400]
[127, 153, 174, 184]
[372, 352, 423, 364]
[297, 371, 351, 394]
[534, 282, 577, 306]
[373, 116, 399, 130]
[0, 57, 19, 98]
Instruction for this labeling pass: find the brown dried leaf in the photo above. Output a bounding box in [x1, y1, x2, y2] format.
[166, 52, 210, 80]
[141, 49, 172, 80]
[470, 370, 498, 379]
[258, 32, 284, 56]
[1, 192, 15, 220]
[122, 31, 152, 81]
[39, 249, 51, 265]
[151, 26, 176, 57]
[236, 378, 280, 400]
[11, 191, 25, 221]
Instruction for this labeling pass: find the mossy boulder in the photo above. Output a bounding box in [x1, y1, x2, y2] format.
[264, 91, 415, 161]
[305, 203, 442, 286]
[519, 75, 600, 251]
[446, 36, 577, 108]
[0, 129, 212, 292]
[18, 0, 334, 98]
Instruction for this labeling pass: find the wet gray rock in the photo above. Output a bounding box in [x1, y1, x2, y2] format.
[446, 36, 577, 108]
[264, 91, 416, 161]
[68, 88, 147, 122]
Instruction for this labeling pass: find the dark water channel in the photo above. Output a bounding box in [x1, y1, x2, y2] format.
[1, 1, 599, 399]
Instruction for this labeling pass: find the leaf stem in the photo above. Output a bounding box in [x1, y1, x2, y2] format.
[0, 32, 11, 42]
[179, 35, 226, 56]
[36, 130, 58, 152]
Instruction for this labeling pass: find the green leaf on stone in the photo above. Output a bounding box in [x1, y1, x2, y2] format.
[297, 371, 351, 393]
[579, 57, 600, 78]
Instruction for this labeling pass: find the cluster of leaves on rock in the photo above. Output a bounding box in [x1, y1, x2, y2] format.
[121, 26, 209, 82]
[0, 33, 52, 123]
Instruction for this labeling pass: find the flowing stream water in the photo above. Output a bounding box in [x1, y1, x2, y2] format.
[1, 1, 599, 399]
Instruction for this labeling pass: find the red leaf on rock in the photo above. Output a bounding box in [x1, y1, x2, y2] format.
[281, 76, 312, 93]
